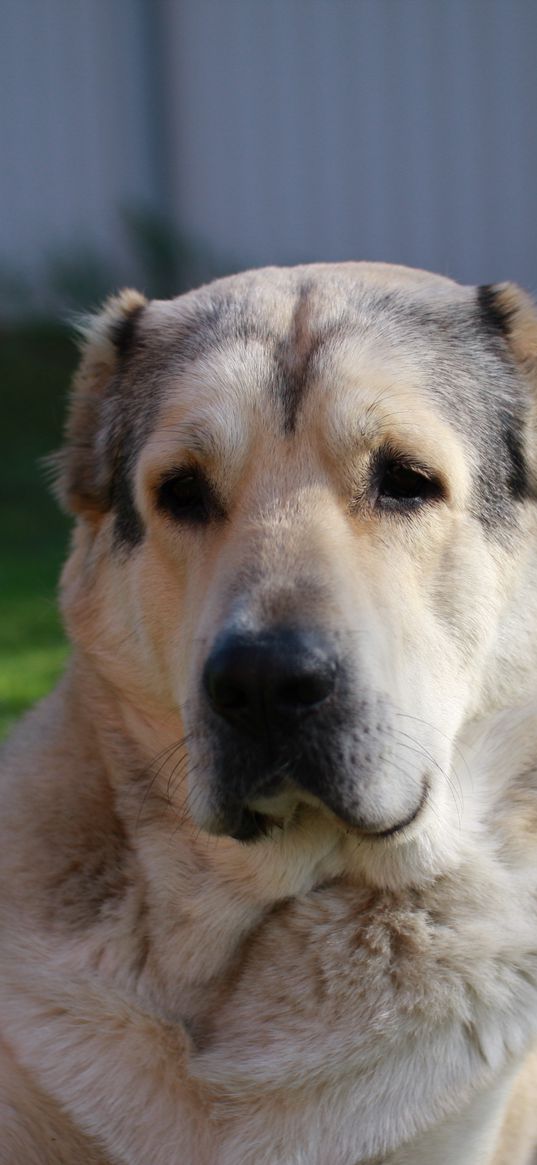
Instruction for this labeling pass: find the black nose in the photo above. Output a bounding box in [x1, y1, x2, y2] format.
[203, 628, 337, 731]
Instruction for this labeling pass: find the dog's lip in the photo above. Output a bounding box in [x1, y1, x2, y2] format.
[241, 780, 430, 844]
[229, 808, 274, 841]
[337, 778, 430, 841]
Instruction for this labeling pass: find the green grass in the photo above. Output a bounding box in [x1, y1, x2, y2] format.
[0, 322, 77, 737]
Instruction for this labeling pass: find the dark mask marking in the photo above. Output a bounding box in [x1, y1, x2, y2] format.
[275, 283, 316, 433]
[501, 413, 528, 500]
[275, 284, 347, 434]
[106, 303, 152, 548]
[111, 448, 146, 548]
[475, 285, 529, 503]
[167, 296, 275, 365]
[475, 285, 529, 508]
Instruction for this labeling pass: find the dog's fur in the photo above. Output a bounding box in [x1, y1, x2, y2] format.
[2, 262, 537, 1163]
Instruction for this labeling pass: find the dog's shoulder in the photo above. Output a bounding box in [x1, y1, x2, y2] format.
[0, 674, 136, 937]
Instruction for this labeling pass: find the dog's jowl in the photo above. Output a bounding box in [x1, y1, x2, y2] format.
[2, 263, 537, 1165]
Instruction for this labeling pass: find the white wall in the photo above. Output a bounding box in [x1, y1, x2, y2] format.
[0, 0, 159, 304]
[2, 0, 537, 307]
[161, 0, 537, 289]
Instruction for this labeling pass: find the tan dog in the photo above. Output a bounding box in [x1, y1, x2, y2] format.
[2, 262, 537, 1164]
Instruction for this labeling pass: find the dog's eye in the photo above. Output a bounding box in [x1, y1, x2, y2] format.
[375, 459, 444, 510]
[157, 470, 214, 524]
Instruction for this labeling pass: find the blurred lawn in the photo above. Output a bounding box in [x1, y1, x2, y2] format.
[0, 323, 76, 738]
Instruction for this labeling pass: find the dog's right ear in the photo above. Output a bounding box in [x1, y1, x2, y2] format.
[478, 282, 537, 494]
[54, 289, 148, 519]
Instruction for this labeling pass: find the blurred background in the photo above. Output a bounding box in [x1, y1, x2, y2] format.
[2, 0, 537, 734]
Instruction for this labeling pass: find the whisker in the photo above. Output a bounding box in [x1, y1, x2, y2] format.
[393, 711, 471, 781]
[134, 736, 192, 830]
[392, 735, 463, 827]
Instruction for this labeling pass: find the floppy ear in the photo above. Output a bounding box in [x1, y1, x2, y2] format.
[479, 282, 537, 370]
[478, 282, 537, 491]
[55, 289, 147, 519]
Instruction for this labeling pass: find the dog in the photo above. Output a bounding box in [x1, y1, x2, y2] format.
[2, 261, 537, 1164]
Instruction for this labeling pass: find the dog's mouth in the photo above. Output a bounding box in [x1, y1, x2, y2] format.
[230, 808, 285, 841]
[233, 785, 303, 840]
[234, 778, 430, 844]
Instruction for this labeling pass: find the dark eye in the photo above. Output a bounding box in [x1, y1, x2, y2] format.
[157, 470, 218, 524]
[375, 459, 444, 510]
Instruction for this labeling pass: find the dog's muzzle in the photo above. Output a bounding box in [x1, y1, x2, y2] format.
[199, 625, 428, 842]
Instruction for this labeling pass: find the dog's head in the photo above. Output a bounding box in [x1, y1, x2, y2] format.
[57, 263, 537, 861]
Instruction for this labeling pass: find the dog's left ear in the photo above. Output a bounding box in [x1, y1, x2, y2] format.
[55, 288, 148, 520]
[478, 282, 537, 489]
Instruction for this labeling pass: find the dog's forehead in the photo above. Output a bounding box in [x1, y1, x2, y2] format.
[142, 264, 477, 444]
[144, 262, 475, 370]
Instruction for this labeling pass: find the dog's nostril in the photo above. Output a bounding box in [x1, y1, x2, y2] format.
[203, 648, 259, 716]
[276, 669, 334, 709]
[202, 629, 337, 728]
[207, 673, 247, 714]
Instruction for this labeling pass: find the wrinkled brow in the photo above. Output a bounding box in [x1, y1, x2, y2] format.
[170, 424, 221, 457]
[149, 416, 247, 468]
